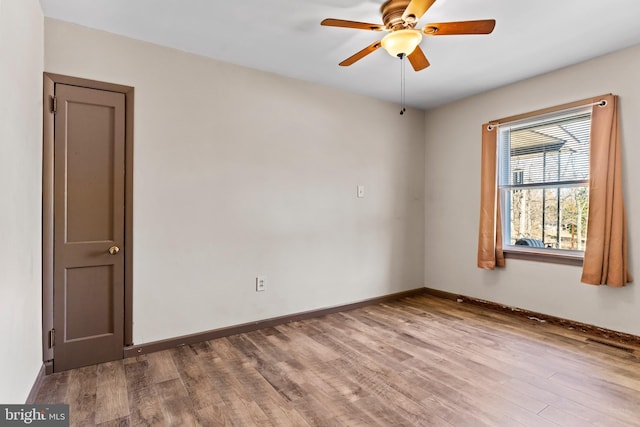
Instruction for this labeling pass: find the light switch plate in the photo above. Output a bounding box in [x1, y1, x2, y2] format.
[256, 276, 266, 292]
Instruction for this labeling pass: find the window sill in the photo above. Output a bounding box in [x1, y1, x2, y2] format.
[503, 247, 584, 266]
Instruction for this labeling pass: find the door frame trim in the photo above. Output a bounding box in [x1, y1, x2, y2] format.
[42, 73, 135, 365]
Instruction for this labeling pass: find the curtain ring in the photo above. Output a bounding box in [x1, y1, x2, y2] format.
[487, 124, 496, 131]
[598, 100, 607, 107]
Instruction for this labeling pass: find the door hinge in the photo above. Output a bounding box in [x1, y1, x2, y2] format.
[50, 96, 57, 114]
[49, 329, 55, 348]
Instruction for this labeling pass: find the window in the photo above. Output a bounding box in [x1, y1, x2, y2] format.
[497, 107, 591, 255]
[480, 94, 630, 280]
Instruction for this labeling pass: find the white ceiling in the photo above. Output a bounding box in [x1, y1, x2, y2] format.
[39, 0, 640, 110]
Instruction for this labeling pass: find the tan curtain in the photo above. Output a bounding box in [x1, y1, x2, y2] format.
[477, 123, 505, 269]
[581, 95, 632, 286]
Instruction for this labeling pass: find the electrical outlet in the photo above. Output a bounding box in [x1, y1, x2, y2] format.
[256, 276, 266, 292]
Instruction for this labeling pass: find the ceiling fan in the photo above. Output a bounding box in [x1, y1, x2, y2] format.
[321, 0, 496, 71]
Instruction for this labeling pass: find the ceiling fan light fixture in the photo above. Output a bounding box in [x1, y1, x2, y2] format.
[381, 29, 422, 57]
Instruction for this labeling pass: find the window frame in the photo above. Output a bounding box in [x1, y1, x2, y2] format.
[496, 105, 593, 266]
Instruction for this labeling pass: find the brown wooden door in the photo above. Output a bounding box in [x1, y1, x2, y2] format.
[53, 83, 126, 372]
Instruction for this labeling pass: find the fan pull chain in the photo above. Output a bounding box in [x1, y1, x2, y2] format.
[399, 54, 407, 115]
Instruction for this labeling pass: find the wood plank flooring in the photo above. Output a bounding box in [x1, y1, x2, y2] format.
[35, 294, 640, 426]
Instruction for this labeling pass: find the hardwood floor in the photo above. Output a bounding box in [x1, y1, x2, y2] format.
[35, 294, 640, 426]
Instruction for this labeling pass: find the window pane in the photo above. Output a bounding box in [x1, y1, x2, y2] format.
[500, 113, 590, 186]
[508, 186, 589, 250]
[510, 188, 544, 245]
[559, 186, 589, 250]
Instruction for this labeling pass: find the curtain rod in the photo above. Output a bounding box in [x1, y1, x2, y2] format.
[486, 99, 608, 131]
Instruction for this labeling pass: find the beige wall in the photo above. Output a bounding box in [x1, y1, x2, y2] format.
[44, 19, 426, 344]
[424, 44, 640, 335]
[0, 0, 43, 402]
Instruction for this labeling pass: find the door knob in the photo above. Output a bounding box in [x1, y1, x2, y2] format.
[108, 246, 120, 255]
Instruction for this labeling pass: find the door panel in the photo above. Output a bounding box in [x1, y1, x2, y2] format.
[65, 265, 114, 341]
[66, 100, 116, 242]
[53, 83, 125, 372]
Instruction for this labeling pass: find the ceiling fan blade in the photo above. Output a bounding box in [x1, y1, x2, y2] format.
[422, 19, 496, 36]
[402, 0, 437, 23]
[339, 41, 382, 66]
[321, 18, 385, 31]
[407, 46, 430, 71]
